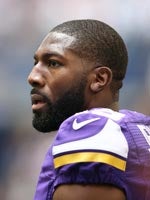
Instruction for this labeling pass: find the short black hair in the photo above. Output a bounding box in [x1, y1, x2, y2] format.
[51, 19, 128, 84]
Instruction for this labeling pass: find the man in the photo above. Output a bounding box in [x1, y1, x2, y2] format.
[28, 19, 150, 200]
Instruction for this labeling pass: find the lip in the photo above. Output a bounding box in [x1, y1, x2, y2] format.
[31, 94, 47, 111]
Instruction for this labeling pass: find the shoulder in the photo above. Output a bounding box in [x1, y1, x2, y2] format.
[54, 108, 126, 145]
[53, 108, 129, 171]
[120, 109, 150, 149]
[120, 109, 150, 124]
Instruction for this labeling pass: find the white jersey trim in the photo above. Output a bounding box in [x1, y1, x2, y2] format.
[53, 119, 129, 159]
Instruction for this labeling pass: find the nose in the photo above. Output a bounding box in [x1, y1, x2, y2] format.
[28, 65, 45, 88]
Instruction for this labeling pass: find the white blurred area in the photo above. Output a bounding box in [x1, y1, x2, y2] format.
[0, 1, 150, 199]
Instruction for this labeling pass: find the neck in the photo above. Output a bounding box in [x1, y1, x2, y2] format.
[109, 101, 119, 111]
[86, 101, 119, 112]
[84, 90, 119, 112]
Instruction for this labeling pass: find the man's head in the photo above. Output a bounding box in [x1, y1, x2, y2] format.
[28, 19, 128, 132]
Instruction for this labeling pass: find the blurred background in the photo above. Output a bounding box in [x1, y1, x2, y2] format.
[0, 0, 150, 199]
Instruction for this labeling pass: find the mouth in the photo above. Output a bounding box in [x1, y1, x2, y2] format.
[31, 94, 47, 111]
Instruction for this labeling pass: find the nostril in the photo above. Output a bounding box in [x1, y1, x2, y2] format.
[28, 77, 40, 87]
[28, 73, 45, 88]
[32, 81, 41, 88]
[28, 74, 35, 86]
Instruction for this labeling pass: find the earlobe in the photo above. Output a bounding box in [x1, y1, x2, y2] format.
[90, 66, 112, 93]
[90, 82, 102, 92]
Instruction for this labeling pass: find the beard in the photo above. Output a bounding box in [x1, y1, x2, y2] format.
[31, 77, 87, 133]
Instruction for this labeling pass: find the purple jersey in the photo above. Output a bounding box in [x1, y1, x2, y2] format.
[34, 108, 150, 200]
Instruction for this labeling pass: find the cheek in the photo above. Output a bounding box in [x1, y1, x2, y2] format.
[46, 74, 75, 102]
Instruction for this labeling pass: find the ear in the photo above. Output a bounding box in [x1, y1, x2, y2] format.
[90, 66, 113, 93]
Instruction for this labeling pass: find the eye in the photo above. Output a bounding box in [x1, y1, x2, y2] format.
[34, 60, 38, 65]
[48, 60, 62, 68]
[34, 58, 38, 65]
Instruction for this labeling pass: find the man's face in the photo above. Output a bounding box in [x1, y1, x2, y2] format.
[28, 32, 89, 132]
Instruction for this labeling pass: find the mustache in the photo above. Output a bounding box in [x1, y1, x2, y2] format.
[30, 88, 50, 102]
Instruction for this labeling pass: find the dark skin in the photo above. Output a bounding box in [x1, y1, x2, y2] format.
[28, 32, 126, 200]
[53, 185, 126, 200]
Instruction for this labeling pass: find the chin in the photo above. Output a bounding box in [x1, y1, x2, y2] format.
[32, 113, 60, 133]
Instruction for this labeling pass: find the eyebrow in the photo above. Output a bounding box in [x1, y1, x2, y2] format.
[34, 52, 65, 61]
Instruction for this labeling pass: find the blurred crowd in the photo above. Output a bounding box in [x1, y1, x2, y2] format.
[0, 0, 150, 199]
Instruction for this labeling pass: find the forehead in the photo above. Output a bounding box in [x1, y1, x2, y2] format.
[37, 32, 76, 55]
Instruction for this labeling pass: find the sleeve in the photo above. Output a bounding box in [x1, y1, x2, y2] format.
[52, 110, 129, 192]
